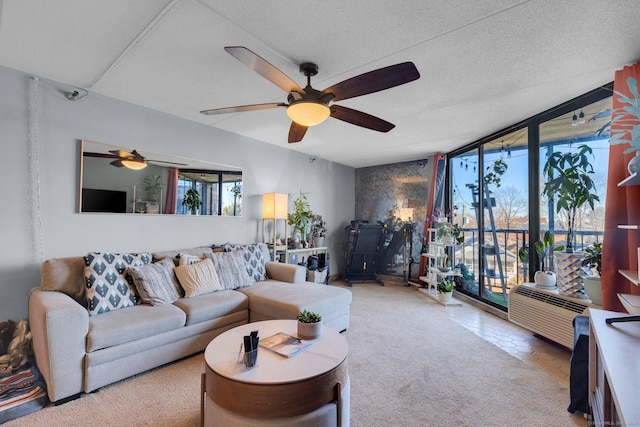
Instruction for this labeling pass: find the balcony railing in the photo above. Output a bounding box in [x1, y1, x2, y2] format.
[452, 227, 603, 309]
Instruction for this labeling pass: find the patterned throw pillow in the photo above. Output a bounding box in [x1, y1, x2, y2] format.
[174, 258, 224, 297]
[128, 257, 182, 305]
[83, 252, 151, 315]
[205, 251, 252, 290]
[223, 243, 267, 282]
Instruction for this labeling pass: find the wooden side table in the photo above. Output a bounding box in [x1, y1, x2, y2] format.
[203, 320, 349, 426]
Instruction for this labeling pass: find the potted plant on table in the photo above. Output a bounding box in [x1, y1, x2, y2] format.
[437, 279, 454, 302]
[310, 214, 327, 248]
[582, 242, 603, 305]
[297, 309, 322, 339]
[287, 191, 313, 248]
[182, 187, 202, 215]
[518, 230, 564, 288]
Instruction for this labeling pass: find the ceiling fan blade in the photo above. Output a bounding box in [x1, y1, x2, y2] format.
[323, 62, 420, 102]
[330, 105, 395, 132]
[110, 159, 125, 167]
[225, 46, 305, 94]
[200, 103, 286, 115]
[288, 122, 308, 143]
[109, 150, 134, 158]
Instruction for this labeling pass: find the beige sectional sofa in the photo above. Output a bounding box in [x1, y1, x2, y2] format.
[28, 244, 351, 403]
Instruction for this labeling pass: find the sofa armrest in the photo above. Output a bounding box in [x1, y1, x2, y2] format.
[265, 262, 307, 283]
[29, 287, 89, 402]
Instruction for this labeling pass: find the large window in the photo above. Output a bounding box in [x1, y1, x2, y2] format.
[448, 85, 611, 310]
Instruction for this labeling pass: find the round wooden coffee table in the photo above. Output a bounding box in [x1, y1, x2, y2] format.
[203, 319, 349, 426]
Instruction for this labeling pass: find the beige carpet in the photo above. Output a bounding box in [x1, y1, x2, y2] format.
[6, 283, 584, 426]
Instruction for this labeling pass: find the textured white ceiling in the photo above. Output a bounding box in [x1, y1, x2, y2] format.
[1, 0, 639, 167]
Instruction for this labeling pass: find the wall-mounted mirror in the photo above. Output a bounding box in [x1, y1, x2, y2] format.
[79, 140, 243, 216]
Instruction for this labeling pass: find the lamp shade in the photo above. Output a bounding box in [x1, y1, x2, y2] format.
[262, 193, 288, 219]
[286, 102, 330, 127]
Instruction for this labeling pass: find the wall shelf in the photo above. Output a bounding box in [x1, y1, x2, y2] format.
[617, 171, 639, 187]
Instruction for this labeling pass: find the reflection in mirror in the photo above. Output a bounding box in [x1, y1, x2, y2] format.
[79, 140, 243, 216]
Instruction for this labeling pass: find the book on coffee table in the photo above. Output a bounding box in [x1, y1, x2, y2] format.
[259, 332, 312, 358]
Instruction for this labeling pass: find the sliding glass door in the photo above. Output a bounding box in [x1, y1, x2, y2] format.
[448, 84, 611, 310]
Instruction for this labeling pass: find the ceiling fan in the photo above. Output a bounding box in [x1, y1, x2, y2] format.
[107, 149, 187, 170]
[200, 46, 420, 143]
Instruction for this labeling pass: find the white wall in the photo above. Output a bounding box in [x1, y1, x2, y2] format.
[0, 65, 355, 320]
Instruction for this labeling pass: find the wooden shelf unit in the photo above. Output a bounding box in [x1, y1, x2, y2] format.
[589, 309, 640, 426]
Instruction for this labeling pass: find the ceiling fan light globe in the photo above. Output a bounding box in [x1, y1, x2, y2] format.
[286, 101, 330, 127]
[121, 159, 148, 170]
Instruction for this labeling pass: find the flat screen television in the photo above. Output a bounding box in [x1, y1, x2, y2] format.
[81, 188, 127, 213]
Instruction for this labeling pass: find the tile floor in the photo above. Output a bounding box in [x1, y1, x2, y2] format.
[444, 297, 573, 385]
[439, 292, 590, 425]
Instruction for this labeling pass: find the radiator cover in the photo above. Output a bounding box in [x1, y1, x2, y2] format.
[508, 284, 592, 349]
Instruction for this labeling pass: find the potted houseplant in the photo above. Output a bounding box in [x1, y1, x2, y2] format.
[310, 214, 327, 248]
[518, 230, 564, 288]
[437, 279, 454, 302]
[542, 144, 599, 291]
[144, 174, 164, 202]
[582, 242, 603, 305]
[182, 187, 202, 215]
[144, 174, 164, 214]
[297, 309, 322, 339]
[287, 191, 313, 247]
[542, 144, 599, 254]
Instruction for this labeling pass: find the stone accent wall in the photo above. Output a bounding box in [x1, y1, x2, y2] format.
[355, 158, 434, 278]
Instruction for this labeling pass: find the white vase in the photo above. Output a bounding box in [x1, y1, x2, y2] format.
[312, 236, 325, 248]
[441, 236, 453, 245]
[297, 320, 322, 340]
[439, 291, 453, 302]
[583, 277, 602, 305]
[534, 271, 557, 288]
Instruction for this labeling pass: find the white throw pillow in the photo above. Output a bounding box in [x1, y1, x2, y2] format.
[174, 258, 223, 297]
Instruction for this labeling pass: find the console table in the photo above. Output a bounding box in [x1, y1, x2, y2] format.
[589, 308, 640, 426]
[203, 319, 349, 426]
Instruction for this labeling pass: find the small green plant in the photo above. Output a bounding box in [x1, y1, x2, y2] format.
[583, 242, 602, 277]
[437, 280, 454, 293]
[288, 191, 313, 240]
[182, 187, 202, 214]
[144, 174, 164, 201]
[518, 230, 564, 272]
[297, 309, 322, 323]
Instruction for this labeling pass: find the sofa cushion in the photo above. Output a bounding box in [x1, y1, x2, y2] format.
[174, 258, 224, 297]
[128, 257, 182, 305]
[238, 281, 352, 320]
[205, 251, 252, 290]
[223, 243, 268, 282]
[86, 303, 186, 352]
[83, 252, 152, 315]
[40, 256, 87, 306]
[172, 290, 249, 325]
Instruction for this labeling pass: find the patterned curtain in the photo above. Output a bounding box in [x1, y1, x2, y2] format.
[601, 62, 640, 311]
[164, 168, 179, 214]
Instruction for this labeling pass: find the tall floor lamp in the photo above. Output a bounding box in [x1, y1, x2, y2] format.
[262, 193, 288, 261]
